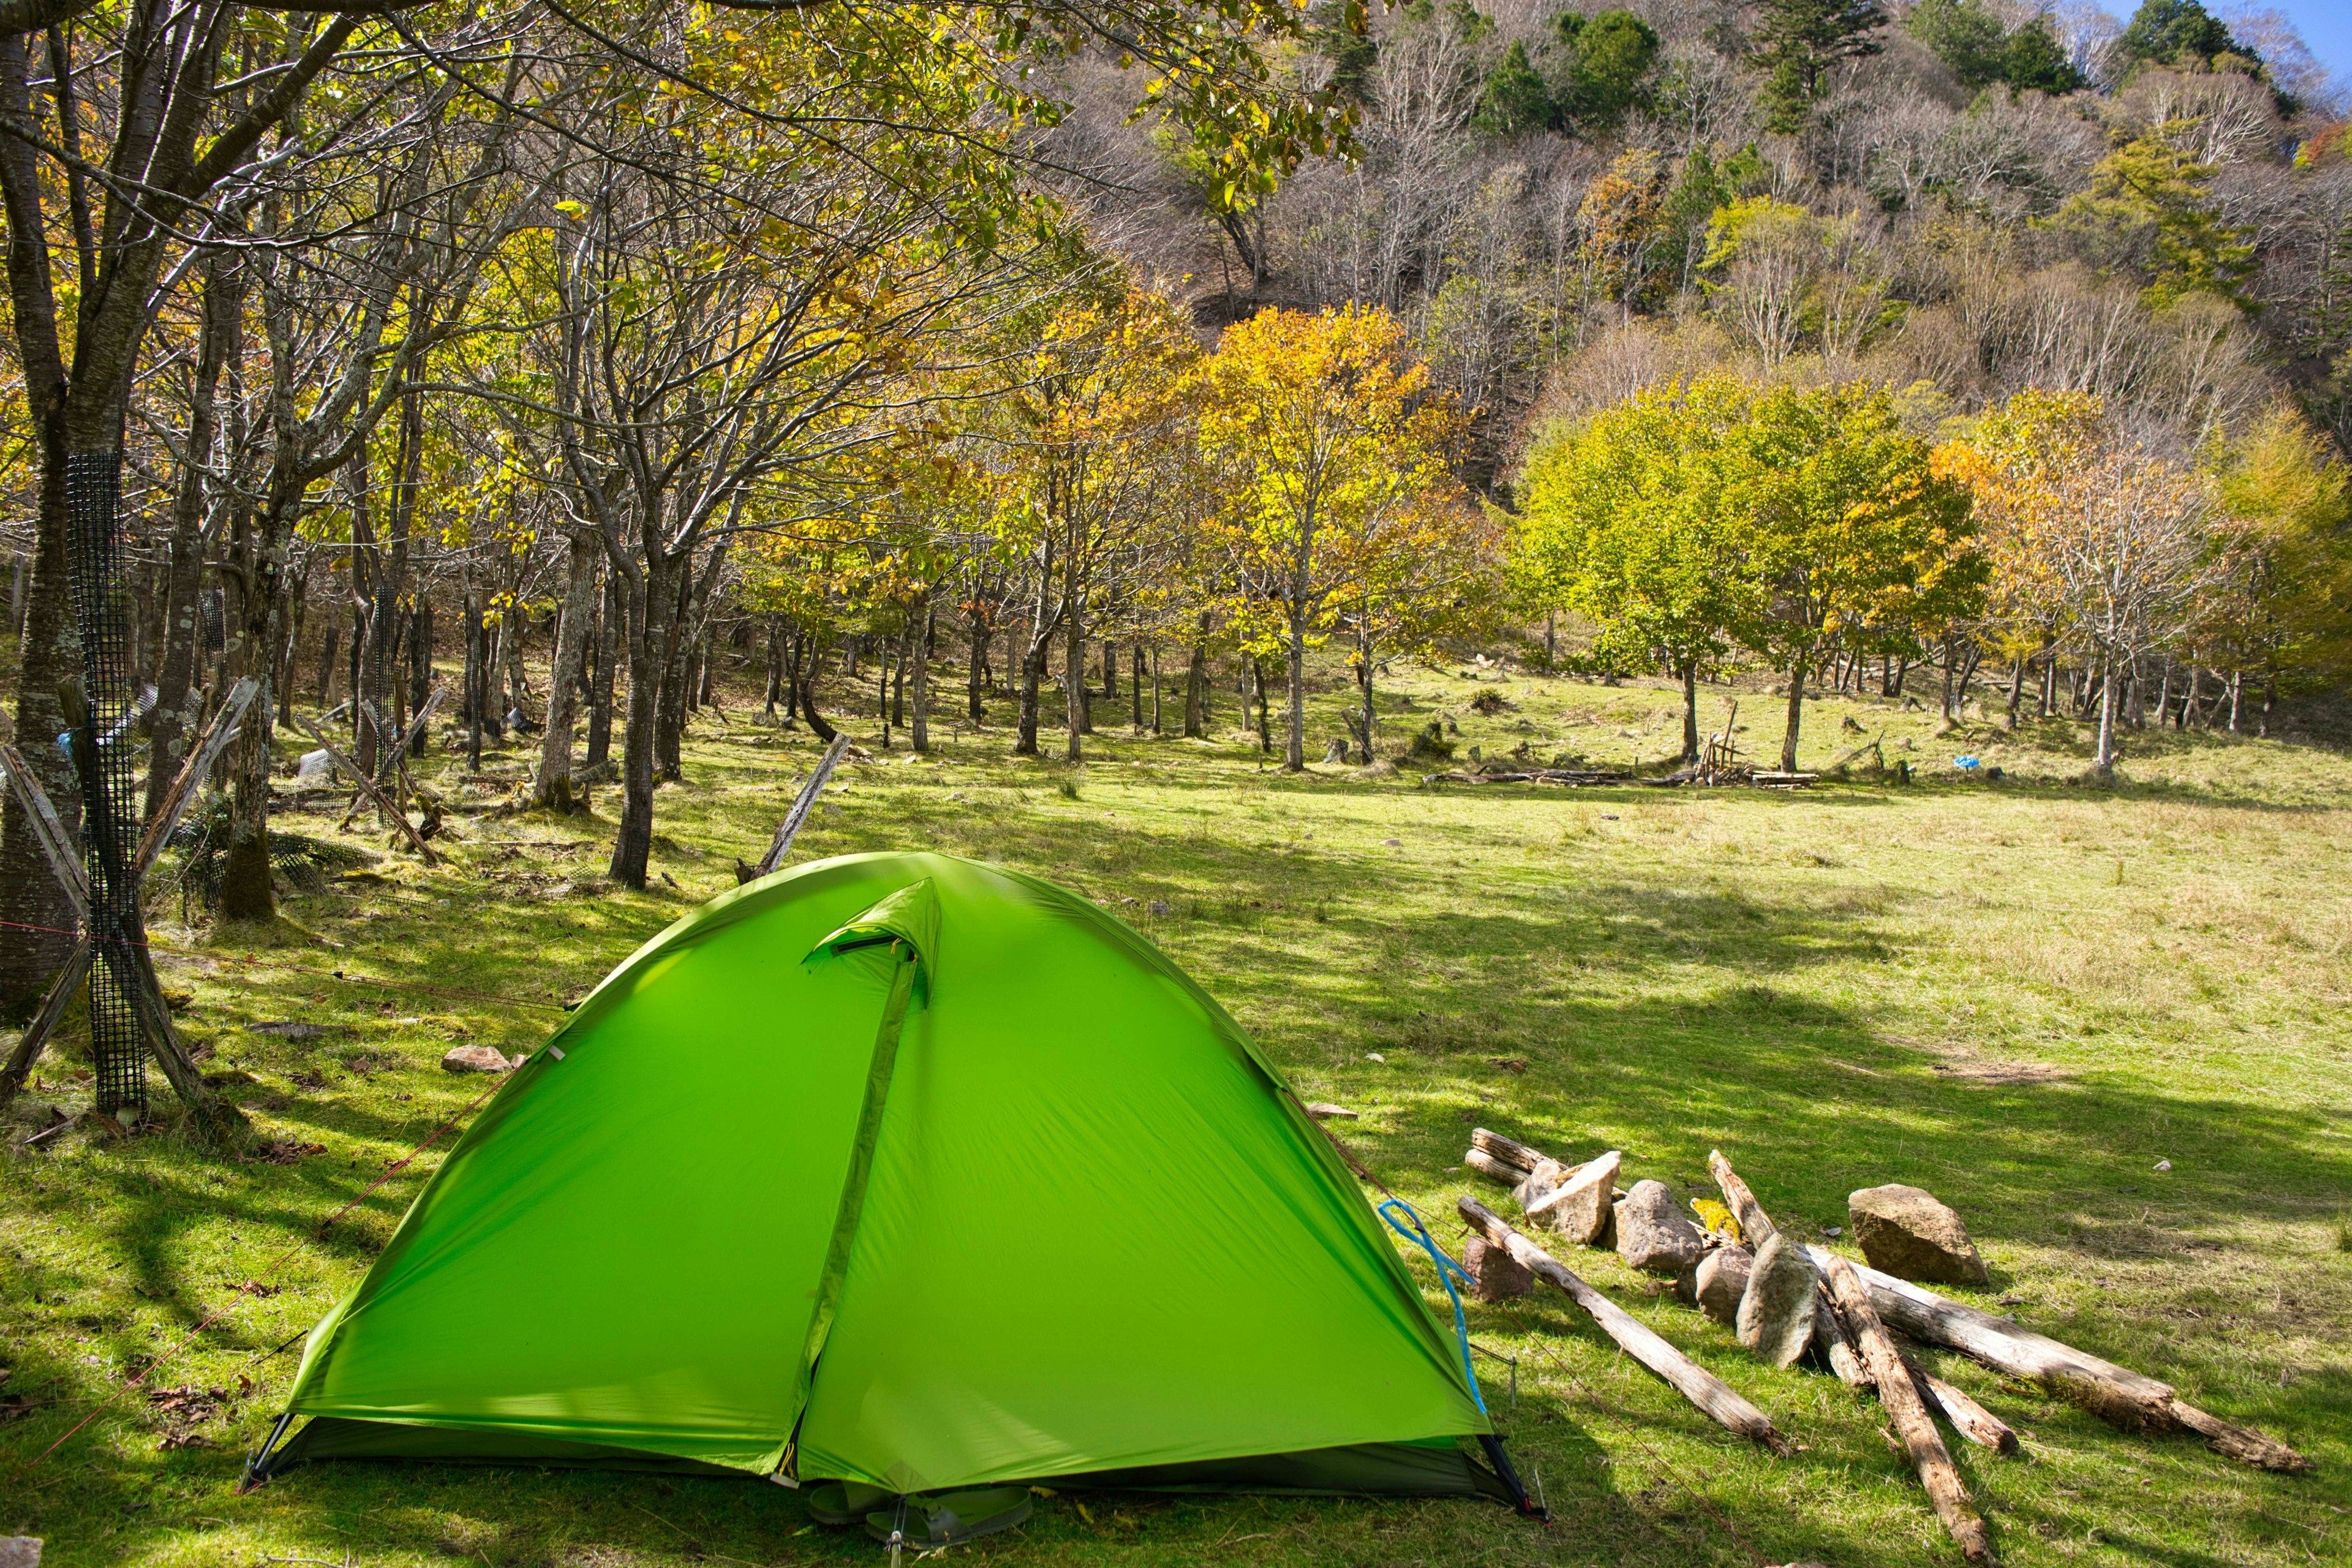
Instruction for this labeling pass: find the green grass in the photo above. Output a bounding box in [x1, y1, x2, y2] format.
[6, 660, 2351, 1566]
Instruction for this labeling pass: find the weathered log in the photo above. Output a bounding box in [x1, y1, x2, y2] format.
[1458, 1196, 1790, 1454]
[1706, 1148, 1777, 1245]
[1469, 1127, 1548, 1175]
[1822, 1254, 1996, 1564]
[1804, 1246, 2307, 1473]
[1918, 1363, 2021, 1457]
[1465, 1148, 1529, 1188]
[2164, 1396, 2311, 1473]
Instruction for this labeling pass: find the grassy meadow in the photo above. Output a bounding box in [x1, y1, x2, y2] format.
[4, 656, 2351, 1567]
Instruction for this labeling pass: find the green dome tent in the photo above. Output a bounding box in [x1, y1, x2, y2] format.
[249, 851, 1532, 1518]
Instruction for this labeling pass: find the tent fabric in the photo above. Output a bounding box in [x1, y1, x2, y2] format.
[271, 851, 1493, 1495]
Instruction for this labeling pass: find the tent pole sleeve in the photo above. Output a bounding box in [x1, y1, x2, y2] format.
[791, 942, 919, 1422]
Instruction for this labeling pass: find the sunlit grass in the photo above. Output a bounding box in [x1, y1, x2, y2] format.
[4, 660, 2348, 1566]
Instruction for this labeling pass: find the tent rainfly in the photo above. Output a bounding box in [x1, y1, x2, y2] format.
[246, 851, 1538, 1535]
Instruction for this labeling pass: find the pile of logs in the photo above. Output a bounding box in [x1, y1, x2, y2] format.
[1455, 1129, 2309, 1565]
[1419, 767, 1634, 787]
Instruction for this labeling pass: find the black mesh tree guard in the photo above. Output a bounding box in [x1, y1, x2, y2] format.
[65, 448, 146, 1114]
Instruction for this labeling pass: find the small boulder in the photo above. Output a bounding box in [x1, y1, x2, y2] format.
[0, 1539, 42, 1568]
[1511, 1157, 1566, 1210]
[1848, 1183, 1989, 1285]
[1694, 1243, 1754, 1326]
[1736, 1232, 1822, 1368]
[1614, 1179, 1706, 1277]
[1528, 1150, 1620, 1246]
[1463, 1237, 1532, 1302]
[440, 1044, 514, 1074]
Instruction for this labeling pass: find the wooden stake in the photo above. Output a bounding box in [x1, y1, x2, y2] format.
[1822, 1253, 1996, 1564]
[1458, 1196, 1790, 1454]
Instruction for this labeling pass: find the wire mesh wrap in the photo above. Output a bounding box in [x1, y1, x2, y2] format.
[66, 448, 146, 1113]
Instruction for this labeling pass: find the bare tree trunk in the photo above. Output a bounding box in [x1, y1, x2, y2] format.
[532, 532, 600, 810]
[967, 610, 988, 722]
[2005, 654, 2026, 729]
[610, 550, 680, 888]
[905, 606, 930, 752]
[1681, 662, 1700, 763]
[2094, 654, 2120, 776]
[587, 567, 619, 764]
[1255, 655, 1275, 758]
[1064, 592, 1087, 761]
[1283, 613, 1306, 771]
[409, 598, 434, 755]
[464, 585, 487, 769]
[1150, 644, 1163, 735]
[1183, 632, 1208, 739]
[1779, 655, 1806, 772]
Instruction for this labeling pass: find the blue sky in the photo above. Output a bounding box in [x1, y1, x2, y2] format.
[2255, 1, 2352, 85]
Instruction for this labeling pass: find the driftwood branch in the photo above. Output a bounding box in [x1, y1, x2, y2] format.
[1459, 1196, 1791, 1454]
[1823, 1253, 1996, 1564]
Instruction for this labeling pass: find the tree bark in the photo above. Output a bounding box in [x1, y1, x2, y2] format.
[609, 549, 680, 888]
[911, 605, 932, 753]
[2094, 654, 2119, 776]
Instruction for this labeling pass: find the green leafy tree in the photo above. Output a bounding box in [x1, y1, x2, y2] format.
[2117, 0, 2238, 68]
[1547, 10, 1662, 135]
[1907, 0, 2007, 90]
[1733, 384, 1986, 769]
[2003, 18, 2087, 93]
[2049, 130, 2256, 308]
[1477, 41, 1553, 138]
[1752, 0, 1890, 132]
[1513, 379, 1765, 761]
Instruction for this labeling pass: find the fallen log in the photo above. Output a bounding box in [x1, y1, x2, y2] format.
[1822, 1254, 1996, 1565]
[1466, 1148, 1530, 1188]
[1469, 1128, 1550, 1175]
[1458, 1196, 1790, 1455]
[1803, 1246, 2307, 1472]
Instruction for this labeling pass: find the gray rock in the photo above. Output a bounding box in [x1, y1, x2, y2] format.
[440, 1044, 514, 1074]
[0, 1540, 41, 1568]
[1848, 1183, 1989, 1285]
[1736, 1232, 1822, 1368]
[1528, 1150, 1620, 1245]
[1614, 1179, 1706, 1277]
[1694, 1244, 1754, 1326]
[1464, 1236, 1532, 1302]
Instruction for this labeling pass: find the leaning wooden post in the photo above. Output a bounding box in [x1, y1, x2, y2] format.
[294, 715, 439, 865]
[744, 732, 851, 880]
[1458, 1196, 1791, 1454]
[1823, 1253, 1996, 1565]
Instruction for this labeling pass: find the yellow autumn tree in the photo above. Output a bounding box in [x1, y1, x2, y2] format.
[1198, 306, 1469, 771]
